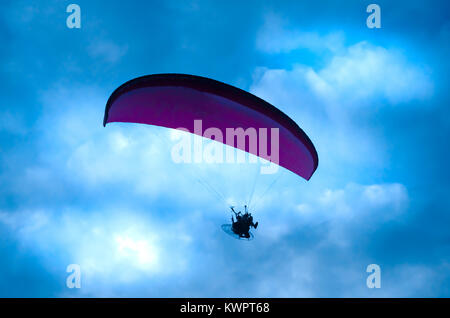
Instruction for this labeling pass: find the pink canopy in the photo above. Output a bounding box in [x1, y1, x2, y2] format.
[104, 74, 318, 180]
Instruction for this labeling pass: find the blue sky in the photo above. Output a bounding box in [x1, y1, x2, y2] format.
[0, 0, 449, 297]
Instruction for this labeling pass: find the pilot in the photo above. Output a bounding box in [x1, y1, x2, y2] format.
[231, 206, 258, 229]
[243, 205, 258, 229]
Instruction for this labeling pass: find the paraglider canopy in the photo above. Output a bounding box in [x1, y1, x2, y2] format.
[104, 73, 318, 180]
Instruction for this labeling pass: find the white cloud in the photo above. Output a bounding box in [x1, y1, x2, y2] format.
[257, 13, 345, 53]
[0, 209, 49, 234]
[312, 183, 409, 249]
[115, 234, 159, 268]
[318, 183, 409, 220]
[88, 40, 128, 64]
[249, 181, 409, 245]
[0, 207, 193, 294]
[253, 42, 433, 107]
[257, 13, 433, 105]
[313, 42, 434, 104]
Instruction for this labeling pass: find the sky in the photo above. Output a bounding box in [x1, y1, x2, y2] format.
[0, 0, 449, 297]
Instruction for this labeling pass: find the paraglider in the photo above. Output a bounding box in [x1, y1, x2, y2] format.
[230, 206, 258, 239]
[103, 73, 318, 240]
